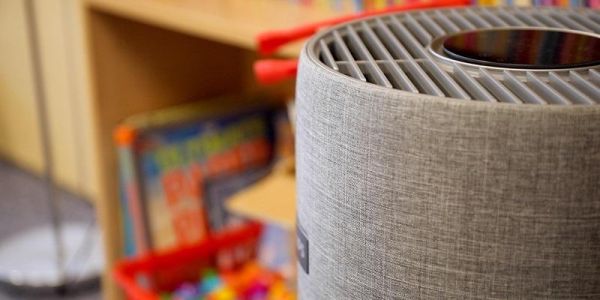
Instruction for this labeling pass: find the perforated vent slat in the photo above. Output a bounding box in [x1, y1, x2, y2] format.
[512, 11, 545, 26]
[588, 13, 600, 25]
[527, 72, 571, 105]
[503, 71, 547, 104]
[390, 15, 471, 98]
[418, 12, 446, 36]
[434, 10, 461, 33]
[312, 7, 600, 105]
[590, 69, 600, 86]
[331, 30, 366, 81]
[389, 16, 446, 96]
[478, 8, 509, 26]
[423, 60, 471, 99]
[405, 14, 432, 45]
[449, 10, 477, 30]
[389, 16, 428, 58]
[532, 13, 565, 28]
[453, 64, 497, 102]
[497, 10, 527, 26]
[359, 22, 419, 92]
[571, 14, 600, 32]
[570, 71, 600, 102]
[479, 69, 522, 104]
[549, 73, 595, 104]
[553, 14, 590, 31]
[346, 25, 393, 87]
[548, 15, 585, 30]
[384, 62, 420, 92]
[465, 10, 493, 28]
[319, 40, 338, 71]
[405, 61, 445, 96]
[373, 18, 412, 59]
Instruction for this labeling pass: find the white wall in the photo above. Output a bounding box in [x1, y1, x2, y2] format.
[0, 0, 44, 174]
[0, 0, 97, 201]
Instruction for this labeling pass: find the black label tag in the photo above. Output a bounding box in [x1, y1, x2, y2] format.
[296, 221, 309, 274]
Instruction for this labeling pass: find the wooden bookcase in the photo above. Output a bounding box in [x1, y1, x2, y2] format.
[82, 0, 341, 298]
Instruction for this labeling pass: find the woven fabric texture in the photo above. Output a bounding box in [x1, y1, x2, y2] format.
[295, 49, 600, 299]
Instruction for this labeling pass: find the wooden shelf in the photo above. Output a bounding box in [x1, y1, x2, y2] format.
[227, 162, 296, 231]
[85, 0, 344, 57]
[82, 0, 338, 299]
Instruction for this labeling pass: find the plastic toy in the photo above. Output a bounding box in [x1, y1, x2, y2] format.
[165, 262, 294, 300]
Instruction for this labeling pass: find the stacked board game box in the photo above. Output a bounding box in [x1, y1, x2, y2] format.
[115, 95, 279, 254]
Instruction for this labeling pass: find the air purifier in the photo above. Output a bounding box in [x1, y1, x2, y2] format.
[296, 7, 600, 298]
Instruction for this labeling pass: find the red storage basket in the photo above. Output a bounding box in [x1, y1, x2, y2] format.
[113, 223, 262, 300]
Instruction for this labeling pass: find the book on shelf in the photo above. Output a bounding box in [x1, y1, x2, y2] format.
[115, 94, 280, 254]
[118, 173, 137, 257]
[290, 0, 598, 10]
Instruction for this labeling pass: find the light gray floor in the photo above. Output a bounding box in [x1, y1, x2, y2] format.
[0, 159, 101, 300]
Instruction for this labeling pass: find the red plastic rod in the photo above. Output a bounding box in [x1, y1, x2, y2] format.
[257, 0, 470, 55]
[254, 59, 299, 85]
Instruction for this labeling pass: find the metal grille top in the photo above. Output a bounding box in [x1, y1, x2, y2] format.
[307, 7, 600, 105]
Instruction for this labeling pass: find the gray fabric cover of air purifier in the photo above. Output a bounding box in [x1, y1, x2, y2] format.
[295, 47, 600, 298]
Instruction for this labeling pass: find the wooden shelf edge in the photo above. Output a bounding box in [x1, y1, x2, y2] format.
[83, 0, 337, 57]
[227, 169, 296, 231]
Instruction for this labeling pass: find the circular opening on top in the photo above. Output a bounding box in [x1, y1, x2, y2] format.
[442, 29, 600, 69]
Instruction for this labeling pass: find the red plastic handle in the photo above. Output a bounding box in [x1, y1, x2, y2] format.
[257, 0, 470, 55]
[254, 59, 299, 85]
[254, 0, 471, 85]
